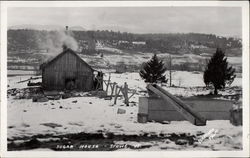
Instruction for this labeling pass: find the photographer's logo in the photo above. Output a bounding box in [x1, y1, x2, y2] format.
[198, 128, 218, 144]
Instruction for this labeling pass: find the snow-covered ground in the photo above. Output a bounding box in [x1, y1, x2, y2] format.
[7, 71, 242, 151]
[108, 71, 241, 95]
[8, 70, 38, 76]
[7, 75, 41, 89]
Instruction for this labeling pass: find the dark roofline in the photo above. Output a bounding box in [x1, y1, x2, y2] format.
[40, 48, 94, 71]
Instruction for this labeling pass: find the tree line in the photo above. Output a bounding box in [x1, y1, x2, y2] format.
[8, 29, 242, 53]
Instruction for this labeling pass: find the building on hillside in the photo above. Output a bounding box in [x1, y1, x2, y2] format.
[132, 41, 146, 45]
[40, 48, 102, 91]
[115, 61, 127, 73]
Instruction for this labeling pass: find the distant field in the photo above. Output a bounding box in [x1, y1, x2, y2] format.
[7, 45, 242, 73]
[7, 70, 39, 77]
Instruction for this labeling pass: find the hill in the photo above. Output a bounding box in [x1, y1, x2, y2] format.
[7, 29, 242, 72]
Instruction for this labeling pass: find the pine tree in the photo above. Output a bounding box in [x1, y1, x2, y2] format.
[139, 54, 167, 83]
[203, 48, 236, 95]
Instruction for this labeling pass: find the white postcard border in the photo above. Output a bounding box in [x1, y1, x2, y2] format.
[1, 1, 249, 157]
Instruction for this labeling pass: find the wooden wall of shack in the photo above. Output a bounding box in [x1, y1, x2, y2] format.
[42, 50, 94, 91]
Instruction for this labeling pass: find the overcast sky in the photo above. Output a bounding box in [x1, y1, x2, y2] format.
[8, 7, 242, 37]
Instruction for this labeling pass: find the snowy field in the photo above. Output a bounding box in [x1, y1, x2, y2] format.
[81, 43, 242, 71]
[7, 70, 242, 151]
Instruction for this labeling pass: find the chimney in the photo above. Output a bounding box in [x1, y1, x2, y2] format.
[62, 44, 68, 51]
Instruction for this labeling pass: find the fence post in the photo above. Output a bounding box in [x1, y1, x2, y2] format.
[106, 75, 111, 94]
[110, 82, 116, 97]
[114, 86, 121, 105]
[124, 82, 129, 106]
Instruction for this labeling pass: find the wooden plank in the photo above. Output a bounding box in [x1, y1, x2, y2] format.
[103, 80, 108, 86]
[128, 90, 136, 100]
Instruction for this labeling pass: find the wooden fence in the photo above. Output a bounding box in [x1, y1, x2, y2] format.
[103, 74, 136, 106]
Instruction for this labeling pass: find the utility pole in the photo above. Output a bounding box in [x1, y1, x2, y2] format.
[169, 54, 172, 87]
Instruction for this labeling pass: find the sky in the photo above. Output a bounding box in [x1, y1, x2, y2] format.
[8, 7, 242, 37]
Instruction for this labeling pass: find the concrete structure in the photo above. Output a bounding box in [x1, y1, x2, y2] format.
[146, 84, 206, 126]
[230, 108, 242, 126]
[138, 97, 233, 123]
[40, 48, 95, 91]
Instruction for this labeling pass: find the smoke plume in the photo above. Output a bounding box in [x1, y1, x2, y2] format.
[37, 30, 79, 61]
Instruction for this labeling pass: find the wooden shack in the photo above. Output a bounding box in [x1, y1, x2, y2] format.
[40, 48, 95, 91]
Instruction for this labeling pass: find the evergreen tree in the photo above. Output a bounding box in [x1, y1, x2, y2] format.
[203, 48, 236, 95]
[139, 54, 167, 83]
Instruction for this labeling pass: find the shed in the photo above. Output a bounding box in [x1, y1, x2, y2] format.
[40, 48, 95, 91]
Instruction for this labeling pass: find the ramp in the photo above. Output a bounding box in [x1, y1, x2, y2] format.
[146, 84, 206, 126]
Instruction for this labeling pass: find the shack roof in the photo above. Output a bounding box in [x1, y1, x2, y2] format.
[40, 48, 94, 71]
